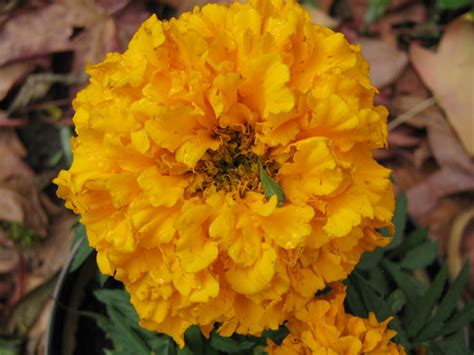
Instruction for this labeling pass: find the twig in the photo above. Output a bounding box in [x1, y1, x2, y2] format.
[388, 97, 437, 131]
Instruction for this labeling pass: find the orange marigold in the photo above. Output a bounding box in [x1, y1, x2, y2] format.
[266, 283, 406, 355]
[55, 0, 394, 346]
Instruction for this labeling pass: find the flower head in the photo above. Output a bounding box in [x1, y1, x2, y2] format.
[55, 0, 394, 346]
[266, 283, 406, 355]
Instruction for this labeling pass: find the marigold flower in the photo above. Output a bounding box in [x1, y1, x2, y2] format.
[55, 0, 394, 346]
[266, 283, 406, 355]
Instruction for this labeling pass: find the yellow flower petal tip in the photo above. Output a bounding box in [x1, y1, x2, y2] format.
[55, 0, 394, 347]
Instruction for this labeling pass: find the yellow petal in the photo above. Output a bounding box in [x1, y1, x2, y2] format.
[226, 243, 277, 294]
[137, 166, 188, 208]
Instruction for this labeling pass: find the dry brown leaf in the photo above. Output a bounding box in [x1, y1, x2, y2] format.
[0, 128, 32, 180]
[23, 211, 75, 278]
[26, 299, 53, 355]
[388, 127, 422, 147]
[359, 37, 408, 88]
[407, 167, 474, 218]
[427, 108, 474, 174]
[0, 1, 120, 71]
[410, 15, 474, 155]
[306, 7, 340, 28]
[0, 62, 34, 101]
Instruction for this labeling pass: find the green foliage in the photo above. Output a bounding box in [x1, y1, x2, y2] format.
[88, 286, 286, 354]
[364, 0, 391, 26]
[436, 0, 472, 10]
[346, 194, 474, 354]
[69, 224, 93, 273]
[2, 221, 39, 249]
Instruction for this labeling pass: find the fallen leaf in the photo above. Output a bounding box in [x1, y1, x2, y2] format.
[407, 167, 474, 218]
[410, 15, 474, 155]
[413, 141, 432, 168]
[1, 275, 57, 337]
[26, 299, 52, 355]
[23, 211, 75, 278]
[8, 72, 87, 114]
[114, 1, 151, 50]
[359, 37, 408, 88]
[306, 7, 340, 28]
[0, 1, 120, 72]
[0, 247, 19, 274]
[388, 127, 422, 147]
[0, 62, 34, 101]
[426, 108, 474, 174]
[0, 4, 75, 66]
[0, 129, 32, 180]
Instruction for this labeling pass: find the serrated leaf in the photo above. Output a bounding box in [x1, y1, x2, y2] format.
[345, 278, 368, 318]
[94, 289, 139, 324]
[406, 265, 448, 338]
[441, 302, 474, 336]
[389, 227, 428, 259]
[210, 332, 256, 353]
[381, 260, 425, 305]
[148, 336, 176, 355]
[259, 161, 285, 205]
[367, 268, 390, 296]
[354, 273, 392, 321]
[386, 194, 407, 251]
[107, 306, 150, 354]
[69, 227, 93, 273]
[428, 332, 472, 355]
[357, 248, 384, 270]
[400, 240, 439, 270]
[415, 260, 471, 341]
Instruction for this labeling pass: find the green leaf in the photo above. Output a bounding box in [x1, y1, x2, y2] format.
[381, 260, 425, 305]
[405, 265, 448, 338]
[59, 125, 73, 167]
[107, 306, 150, 355]
[262, 326, 289, 345]
[148, 336, 176, 355]
[259, 161, 285, 205]
[353, 273, 392, 321]
[385, 193, 407, 251]
[94, 289, 139, 324]
[183, 326, 203, 354]
[441, 302, 474, 336]
[432, 260, 470, 323]
[364, 0, 391, 25]
[387, 289, 406, 314]
[400, 240, 439, 270]
[436, 0, 472, 10]
[69, 226, 93, 273]
[415, 260, 471, 341]
[389, 227, 428, 259]
[428, 332, 472, 355]
[210, 332, 256, 353]
[357, 248, 384, 270]
[345, 279, 368, 318]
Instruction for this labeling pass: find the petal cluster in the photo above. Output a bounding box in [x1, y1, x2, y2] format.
[266, 283, 406, 355]
[55, 0, 395, 347]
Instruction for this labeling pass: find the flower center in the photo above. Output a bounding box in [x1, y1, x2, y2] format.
[192, 126, 276, 196]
